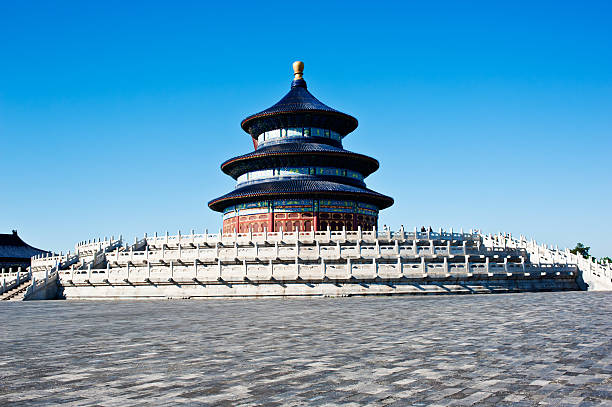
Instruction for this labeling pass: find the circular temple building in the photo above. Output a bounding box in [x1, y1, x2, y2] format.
[209, 62, 393, 234]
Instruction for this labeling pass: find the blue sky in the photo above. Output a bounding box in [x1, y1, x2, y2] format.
[1, 1, 610, 257]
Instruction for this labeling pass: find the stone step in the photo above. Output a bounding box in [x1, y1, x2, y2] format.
[0, 279, 31, 301]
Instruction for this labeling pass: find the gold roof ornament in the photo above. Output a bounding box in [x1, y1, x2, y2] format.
[293, 61, 304, 80]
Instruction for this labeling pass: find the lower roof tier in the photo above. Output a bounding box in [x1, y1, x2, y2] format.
[208, 179, 394, 212]
[221, 142, 379, 179]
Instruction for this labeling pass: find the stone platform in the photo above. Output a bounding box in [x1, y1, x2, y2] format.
[1, 291, 610, 406]
[57, 274, 578, 300]
[28, 228, 611, 300]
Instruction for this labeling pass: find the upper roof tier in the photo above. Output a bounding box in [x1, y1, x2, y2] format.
[240, 62, 358, 138]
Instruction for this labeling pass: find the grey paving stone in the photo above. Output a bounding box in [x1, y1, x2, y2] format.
[0, 291, 610, 406]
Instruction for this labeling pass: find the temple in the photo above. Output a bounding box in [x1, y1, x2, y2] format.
[5, 61, 610, 302]
[209, 62, 393, 234]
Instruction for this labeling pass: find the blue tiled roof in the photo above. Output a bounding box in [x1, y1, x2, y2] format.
[221, 142, 379, 178]
[0, 232, 48, 260]
[208, 179, 394, 212]
[240, 79, 358, 137]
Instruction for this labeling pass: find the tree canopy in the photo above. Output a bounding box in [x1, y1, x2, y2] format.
[570, 243, 591, 259]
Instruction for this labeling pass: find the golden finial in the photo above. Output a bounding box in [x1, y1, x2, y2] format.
[293, 61, 304, 80]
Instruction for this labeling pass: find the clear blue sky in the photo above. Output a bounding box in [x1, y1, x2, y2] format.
[1, 1, 610, 257]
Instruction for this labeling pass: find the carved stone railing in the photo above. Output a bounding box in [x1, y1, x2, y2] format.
[58, 259, 576, 287]
[50, 226, 610, 293]
[0, 267, 31, 296]
[483, 232, 611, 291]
[142, 227, 481, 250]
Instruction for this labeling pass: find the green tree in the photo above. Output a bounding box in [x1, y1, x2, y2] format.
[570, 243, 591, 259]
[601, 256, 612, 264]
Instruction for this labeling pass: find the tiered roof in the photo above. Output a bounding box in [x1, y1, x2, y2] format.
[209, 61, 393, 213]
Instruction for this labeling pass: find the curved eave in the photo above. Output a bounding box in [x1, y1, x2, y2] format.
[221, 145, 380, 179]
[208, 180, 394, 212]
[241, 110, 358, 138]
[0, 233, 49, 259]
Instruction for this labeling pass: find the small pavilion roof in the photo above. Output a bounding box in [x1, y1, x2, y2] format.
[0, 231, 48, 260]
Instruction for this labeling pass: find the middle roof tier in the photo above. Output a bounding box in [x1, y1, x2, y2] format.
[221, 141, 380, 179]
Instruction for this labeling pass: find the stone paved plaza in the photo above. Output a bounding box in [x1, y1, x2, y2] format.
[1, 292, 611, 406]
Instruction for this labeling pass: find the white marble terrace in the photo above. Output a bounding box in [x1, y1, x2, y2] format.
[25, 226, 612, 293]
